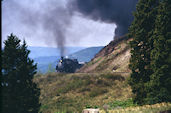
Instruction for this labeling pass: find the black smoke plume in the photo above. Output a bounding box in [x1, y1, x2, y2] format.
[68, 0, 138, 38]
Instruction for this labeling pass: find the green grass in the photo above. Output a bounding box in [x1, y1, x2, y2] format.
[108, 98, 136, 109]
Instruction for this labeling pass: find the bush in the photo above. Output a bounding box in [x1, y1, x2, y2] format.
[109, 98, 136, 109]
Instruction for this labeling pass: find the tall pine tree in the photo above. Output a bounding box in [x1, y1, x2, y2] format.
[128, 0, 159, 105]
[145, 0, 171, 104]
[1, 34, 41, 113]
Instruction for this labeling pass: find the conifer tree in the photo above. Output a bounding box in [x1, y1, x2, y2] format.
[1, 34, 41, 113]
[128, 0, 159, 104]
[145, 0, 171, 104]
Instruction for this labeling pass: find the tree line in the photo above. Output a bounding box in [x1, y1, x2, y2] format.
[128, 0, 171, 105]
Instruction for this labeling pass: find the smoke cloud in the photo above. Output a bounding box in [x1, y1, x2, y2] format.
[41, 2, 72, 56]
[2, 0, 72, 56]
[68, 0, 138, 38]
[3, 0, 138, 56]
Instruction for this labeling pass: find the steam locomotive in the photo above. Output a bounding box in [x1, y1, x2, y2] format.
[56, 57, 83, 73]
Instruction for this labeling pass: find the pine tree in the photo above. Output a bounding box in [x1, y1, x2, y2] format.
[1, 34, 41, 113]
[145, 0, 171, 104]
[128, 0, 159, 105]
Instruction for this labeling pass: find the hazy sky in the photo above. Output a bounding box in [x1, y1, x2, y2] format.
[2, 0, 116, 47]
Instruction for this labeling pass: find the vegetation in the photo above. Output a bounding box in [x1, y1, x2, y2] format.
[1, 34, 41, 113]
[34, 72, 171, 113]
[108, 98, 136, 109]
[34, 72, 132, 113]
[47, 63, 56, 73]
[146, 0, 171, 104]
[100, 102, 171, 113]
[128, 0, 171, 105]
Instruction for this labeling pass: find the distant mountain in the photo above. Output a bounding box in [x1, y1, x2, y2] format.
[28, 46, 86, 58]
[34, 56, 59, 65]
[69, 46, 104, 62]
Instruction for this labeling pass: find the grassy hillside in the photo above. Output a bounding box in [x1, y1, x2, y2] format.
[34, 72, 171, 113]
[78, 36, 132, 73]
[34, 72, 132, 113]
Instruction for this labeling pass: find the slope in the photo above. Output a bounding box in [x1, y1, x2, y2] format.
[34, 72, 131, 113]
[78, 36, 132, 73]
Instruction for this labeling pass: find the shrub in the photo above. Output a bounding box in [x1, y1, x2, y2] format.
[109, 98, 136, 109]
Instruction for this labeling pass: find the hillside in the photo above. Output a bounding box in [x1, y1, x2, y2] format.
[34, 72, 132, 113]
[34, 72, 171, 113]
[78, 36, 132, 73]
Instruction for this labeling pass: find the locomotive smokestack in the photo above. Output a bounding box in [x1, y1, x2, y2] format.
[61, 56, 64, 61]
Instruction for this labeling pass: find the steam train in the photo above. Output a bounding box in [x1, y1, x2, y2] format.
[56, 57, 83, 73]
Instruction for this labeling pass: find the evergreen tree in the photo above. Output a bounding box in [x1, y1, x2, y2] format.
[128, 0, 159, 105]
[145, 0, 171, 104]
[1, 34, 41, 113]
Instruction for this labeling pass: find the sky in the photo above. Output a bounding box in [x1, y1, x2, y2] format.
[2, 0, 116, 47]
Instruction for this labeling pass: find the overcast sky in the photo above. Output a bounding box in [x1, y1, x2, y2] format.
[2, 0, 116, 47]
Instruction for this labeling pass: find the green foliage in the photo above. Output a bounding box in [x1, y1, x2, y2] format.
[47, 63, 55, 73]
[109, 98, 137, 109]
[129, 0, 171, 105]
[1, 34, 41, 113]
[128, 0, 160, 104]
[145, 0, 171, 104]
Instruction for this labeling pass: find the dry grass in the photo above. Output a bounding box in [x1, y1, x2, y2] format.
[34, 72, 132, 113]
[34, 73, 171, 113]
[100, 102, 171, 113]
